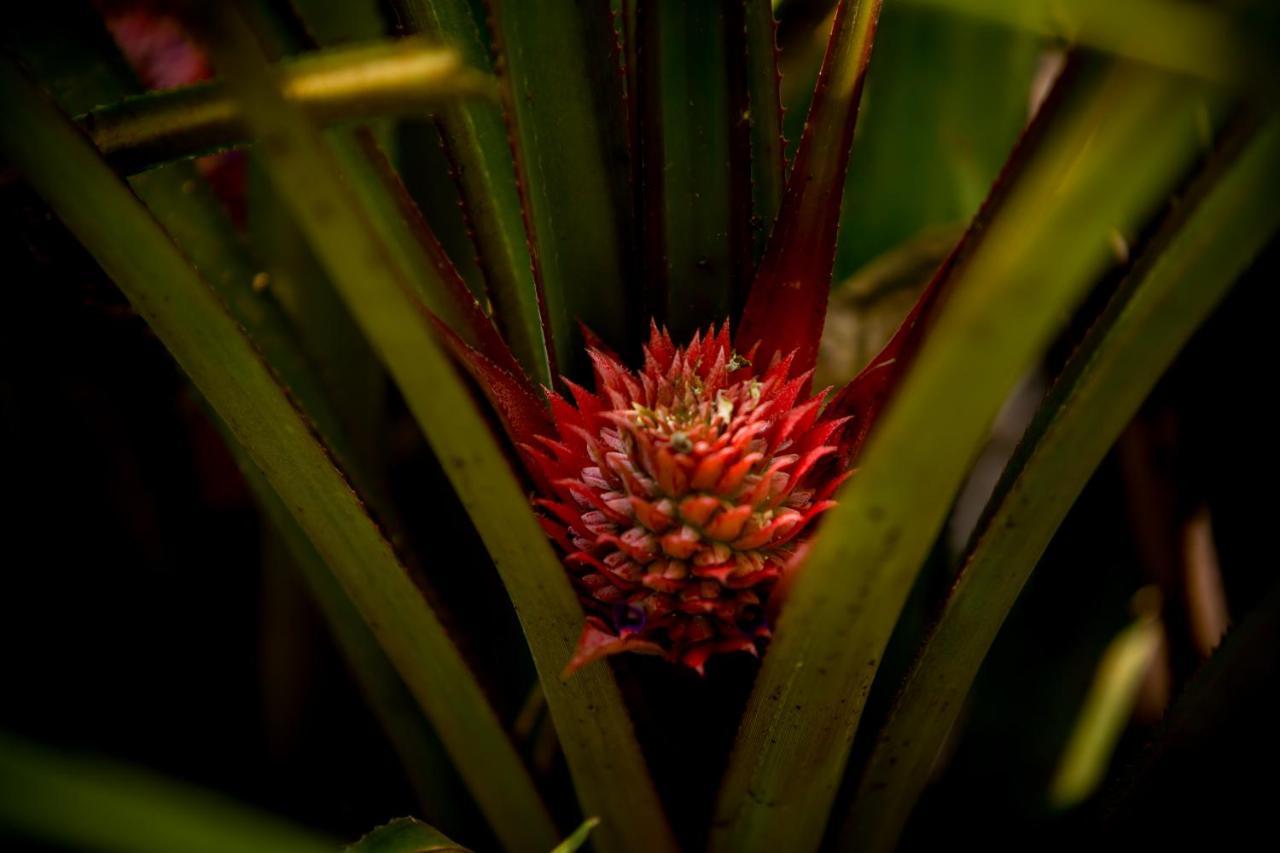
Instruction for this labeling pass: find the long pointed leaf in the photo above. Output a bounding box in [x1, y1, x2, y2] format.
[6, 18, 447, 818]
[231, 443, 478, 841]
[778, 0, 1273, 87]
[741, 0, 786, 266]
[735, 0, 884, 377]
[183, 8, 676, 852]
[0, 732, 336, 853]
[385, 0, 552, 386]
[709, 59, 1223, 852]
[840, 115, 1280, 851]
[1047, 610, 1163, 809]
[1101, 578, 1280, 831]
[74, 39, 490, 174]
[487, 0, 634, 367]
[833, 1, 1039, 277]
[900, 0, 1273, 86]
[638, 1, 735, 338]
[249, 4, 525, 390]
[0, 54, 555, 853]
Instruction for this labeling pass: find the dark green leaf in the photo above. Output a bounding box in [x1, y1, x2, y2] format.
[487, 0, 634, 368]
[77, 39, 492, 174]
[0, 732, 336, 853]
[638, 1, 735, 337]
[347, 817, 468, 853]
[710, 59, 1224, 853]
[735, 0, 885, 376]
[0, 52, 555, 853]
[390, 0, 552, 385]
[900, 0, 1273, 86]
[183, 8, 675, 851]
[549, 817, 601, 853]
[833, 2, 1039, 277]
[839, 115, 1280, 851]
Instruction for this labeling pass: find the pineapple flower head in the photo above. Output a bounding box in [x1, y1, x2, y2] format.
[524, 322, 864, 675]
[390, 0, 926, 676]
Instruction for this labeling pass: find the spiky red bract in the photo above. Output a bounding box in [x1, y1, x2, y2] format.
[528, 322, 856, 675]
[734, 0, 885, 380]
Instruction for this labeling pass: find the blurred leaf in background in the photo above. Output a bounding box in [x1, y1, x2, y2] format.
[833, 1, 1040, 281]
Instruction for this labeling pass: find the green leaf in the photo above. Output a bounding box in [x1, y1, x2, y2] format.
[549, 817, 601, 853]
[1102, 577, 1280, 826]
[735, 0, 885, 375]
[0, 53, 554, 853]
[390, 0, 552, 386]
[898, 0, 1275, 87]
[78, 38, 493, 174]
[839, 115, 1280, 851]
[833, 1, 1039, 277]
[183, 8, 676, 852]
[347, 818, 468, 852]
[243, 157, 392, 484]
[0, 732, 335, 853]
[1048, 607, 1163, 809]
[129, 167, 356, 455]
[229, 441, 476, 839]
[250, 1, 511, 368]
[488, 0, 634, 368]
[709, 58, 1224, 853]
[6, 1, 380, 489]
[7, 19, 440, 825]
[638, 1, 735, 337]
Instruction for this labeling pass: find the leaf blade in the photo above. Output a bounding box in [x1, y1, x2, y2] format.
[184, 9, 676, 852]
[735, 0, 885, 376]
[390, 0, 553, 386]
[709, 58, 1224, 853]
[0, 732, 336, 853]
[639, 1, 735, 338]
[0, 53, 555, 853]
[840, 115, 1280, 851]
[487, 0, 635, 368]
[347, 817, 469, 853]
[75, 38, 491, 174]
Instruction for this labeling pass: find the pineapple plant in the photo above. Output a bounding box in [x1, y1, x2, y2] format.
[1, 0, 1277, 851]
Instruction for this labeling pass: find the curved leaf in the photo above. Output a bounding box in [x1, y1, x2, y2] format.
[232, 447, 476, 838]
[735, 0, 885, 378]
[549, 817, 601, 853]
[833, 1, 1039, 278]
[900, 0, 1273, 86]
[389, 0, 552, 386]
[709, 59, 1224, 853]
[0, 732, 335, 853]
[1048, 610, 1163, 809]
[0, 53, 555, 853]
[183, 8, 676, 852]
[839, 115, 1280, 851]
[638, 1, 735, 338]
[778, 0, 1274, 87]
[486, 0, 635, 369]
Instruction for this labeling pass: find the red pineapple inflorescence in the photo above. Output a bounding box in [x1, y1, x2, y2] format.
[524, 323, 857, 675]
